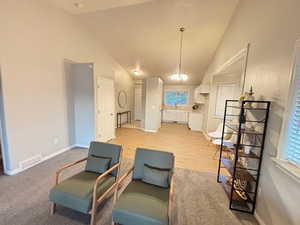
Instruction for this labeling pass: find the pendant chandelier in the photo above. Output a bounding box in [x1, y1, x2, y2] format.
[170, 27, 188, 81]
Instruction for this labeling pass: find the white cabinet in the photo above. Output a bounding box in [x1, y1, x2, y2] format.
[163, 110, 176, 121]
[162, 110, 188, 123]
[198, 84, 210, 94]
[176, 111, 188, 123]
[188, 112, 203, 131]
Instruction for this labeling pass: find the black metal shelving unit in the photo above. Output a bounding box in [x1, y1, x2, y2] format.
[217, 100, 271, 214]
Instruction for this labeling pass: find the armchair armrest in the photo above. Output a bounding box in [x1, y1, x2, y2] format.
[117, 166, 134, 186]
[92, 163, 121, 205]
[55, 157, 88, 185]
[168, 170, 174, 225]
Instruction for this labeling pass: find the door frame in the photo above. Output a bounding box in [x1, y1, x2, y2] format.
[0, 66, 10, 174]
[134, 84, 142, 121]
[64, 59, 96, 148]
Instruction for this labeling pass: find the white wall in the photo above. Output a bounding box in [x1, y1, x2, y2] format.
[202, 0, 300, 224]
[0, 0, 133, 173]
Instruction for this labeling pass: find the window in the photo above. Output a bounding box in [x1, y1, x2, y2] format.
[215, 83, 237, 117]
[284, 51, 300, 166]
[164, 91, 188, 106]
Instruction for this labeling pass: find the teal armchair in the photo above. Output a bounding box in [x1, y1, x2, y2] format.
[49, 142, 123, 225]
[112, 148, 175, 225]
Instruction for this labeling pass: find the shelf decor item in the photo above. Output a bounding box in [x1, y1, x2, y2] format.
[217, 99, 271, 214]
[244, 86, 255, 108]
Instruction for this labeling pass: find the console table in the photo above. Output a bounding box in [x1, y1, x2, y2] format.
[117, 111, 132, 128]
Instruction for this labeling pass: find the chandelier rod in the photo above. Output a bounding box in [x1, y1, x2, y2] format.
[178, 27, 185, 75]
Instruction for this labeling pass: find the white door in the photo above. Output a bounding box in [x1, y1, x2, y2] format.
[97, 77, 115, 142]
[134, 86, 142, 120]
[157, 79, 163, 128]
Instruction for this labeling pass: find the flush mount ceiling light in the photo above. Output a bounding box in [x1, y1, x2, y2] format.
[74, 2, 84, 8]
[170, 27, 189, 81]
[133, 70, 141, 76]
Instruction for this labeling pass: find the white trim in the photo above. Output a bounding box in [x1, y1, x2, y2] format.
[271, 157, 300, 183]
[214, 46, 248, 75]
[5, 167, 23, 176]
[143, 129, 157, 133]
[255, 211, 267, 225]
[162, 120, 188, 124]
[74, 144, 89, 149]
[5, 145, 76, 176]
[277, 39, 300, 161]
[210, 44, 250, 94]
[0, 66, 10, 175]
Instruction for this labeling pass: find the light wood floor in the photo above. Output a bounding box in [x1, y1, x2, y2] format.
[110, 122, 219, 173]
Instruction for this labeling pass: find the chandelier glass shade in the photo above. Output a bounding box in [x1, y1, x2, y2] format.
[170, 73, 188, 81]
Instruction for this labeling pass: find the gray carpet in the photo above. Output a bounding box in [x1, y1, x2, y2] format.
[0, 148, 258, 225]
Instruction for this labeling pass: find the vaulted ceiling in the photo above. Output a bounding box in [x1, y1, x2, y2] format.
[50, 0, 239, 84]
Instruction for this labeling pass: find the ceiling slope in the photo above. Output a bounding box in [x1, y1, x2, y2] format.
[51, 0, 239, 84]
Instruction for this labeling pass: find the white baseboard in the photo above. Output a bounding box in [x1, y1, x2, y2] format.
[143, 129, 157, 133]
[5, 167, 23, 176]
[162, 120, 188, 124]
[5, 145, 76, 176]
[43, 145, 76, 161]
[255, 211, 266, 225]
[74, 144, 89, 149]
[190, 128, 203, 132]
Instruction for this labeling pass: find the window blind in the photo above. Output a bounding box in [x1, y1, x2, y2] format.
[286, 64, 300, 166]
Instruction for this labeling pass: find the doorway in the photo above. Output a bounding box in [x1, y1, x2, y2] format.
[65, 61, 96, 148]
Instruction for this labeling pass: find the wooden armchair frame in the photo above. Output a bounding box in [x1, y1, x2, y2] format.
[113, 164, 174, 225]
[51, 150, 123, 225]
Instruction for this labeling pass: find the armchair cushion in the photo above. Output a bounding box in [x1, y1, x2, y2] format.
[49, 171, 115, 213]
[142, 164, 170, 188]
[88, 142, 122, 176]
[133, 148, 174, 182]
[85, 155, 111, 174]
[112, 180, 169, 225]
